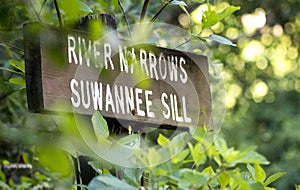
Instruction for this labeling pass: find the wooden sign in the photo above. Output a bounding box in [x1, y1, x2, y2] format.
[24, 23, 212, 128]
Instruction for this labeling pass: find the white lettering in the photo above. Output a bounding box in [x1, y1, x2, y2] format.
[68, 35, 78, 64]
[90, 81, 103, 110]
[80, 80, 90, 109]
[145, 90, 155, 118]
[161, 92, 170, 119]
[149, 52, 158, 80]
[104, 43, 114, 70]
[135, 88, 145, 116]
[179, 57, 188, 83]
[70, 79, 80, 107]
[105, 84, 115, 112]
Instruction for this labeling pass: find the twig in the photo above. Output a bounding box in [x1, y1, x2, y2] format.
[118, 0, 132, 38]
[150, 0, 173, 22]
[140, 0, 150, 22]
[39, 0, 48, 16]
[28, 0, 41, 22]
[53, 0, 63, 28]
[0, 42, 24, 52]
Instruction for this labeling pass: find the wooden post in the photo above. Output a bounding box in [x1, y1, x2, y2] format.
[71, 14, 120, 189]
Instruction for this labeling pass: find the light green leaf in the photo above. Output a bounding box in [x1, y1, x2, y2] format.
[0, 181, 10, 190]
[88, 174, 137, 190]
[188, 143, 206, 166]
[170, 1, 190, 16]
[92, 110, 109, 138]
[202, 5, 240, 29]
[206, 34, 236, 46]
[37, 147, 72, 178]
[148, 148, 161, 166]
[79, 0, 93, 13]
[124, 168, 143, 184]
[58, 0, 93, 20]
[9, 60, 25, 73]
[178, 169, 209, 189]
[157, 133, 170, 147]
[170, 0, 187, 7]
[9, 77, 25, 88]
[254, 163, 266, 183]
[218, 171, 230, 188]
[264, 172, 286, 186]
[117, 134, 140, 146]
[171, 149, 189, 164]
[249, 182, 265, 190]
[247, 164, 255, 179]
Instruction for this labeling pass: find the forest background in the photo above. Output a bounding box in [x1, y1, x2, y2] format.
[0, 0, 299, 189]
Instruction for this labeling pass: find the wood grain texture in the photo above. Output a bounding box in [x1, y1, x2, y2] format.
[24, 23, 212, 129]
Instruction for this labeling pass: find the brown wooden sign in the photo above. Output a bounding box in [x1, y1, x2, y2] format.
[24, 23, 212, 128]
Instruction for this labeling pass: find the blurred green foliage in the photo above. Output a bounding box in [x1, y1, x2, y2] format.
[0, 0, 299, 189]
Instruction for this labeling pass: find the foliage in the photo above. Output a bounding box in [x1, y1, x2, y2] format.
[87, 112, 285, 189]
[0, 0, 299, 189]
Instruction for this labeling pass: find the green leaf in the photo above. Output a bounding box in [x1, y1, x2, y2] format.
[247, 164, 255, 179]
[254, 163, 266, 183]
[249, 182, 265, 190]
[0, 181, 10, 190]
[157, 133, 170, 147]
[88, 174, 137, 190]
[171, 149, 189, 164]
[79, 1, 93, 13]
[264, 172, 286, 186]
[0, 66, 23, 75]
[0, 80, 15, 95]
[9, 60, 25, 73]
[169, 0, 187, 7]
[37, 147, 72, 178]
[189, 126, 207, 142]
[202, 5, 240, 29]
[148, 148, 161, 166]
[92, 110, 109, 138]
[117, 134, 140, 146]
[218, 171, 230, 188]
[124, 168, 143, 185]
[178, 169, 209, 189]
[58, 0, 93, 20]
[170, 0, 190, 16]
[9, 77, 25, 88]
[205, 34, 236, 46]
[188, 143, 206, 166]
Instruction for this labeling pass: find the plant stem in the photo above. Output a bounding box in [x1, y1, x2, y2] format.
[53, 0, 63, 27]
[118, 0, 132, 38]
[140, 0, 150, 22]
[150, 0, 173, 22]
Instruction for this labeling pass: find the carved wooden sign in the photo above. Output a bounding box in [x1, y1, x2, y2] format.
[24, 22, 212, 128]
